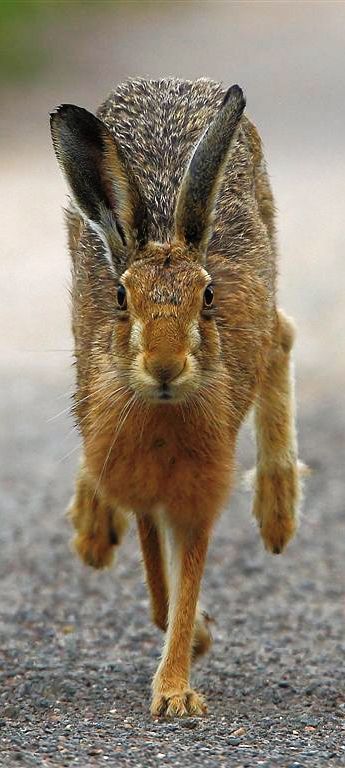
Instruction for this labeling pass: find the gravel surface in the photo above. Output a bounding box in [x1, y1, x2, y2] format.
[1, 374, 344, 767]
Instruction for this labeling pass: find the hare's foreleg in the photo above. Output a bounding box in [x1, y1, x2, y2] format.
[68, 459, 128, 568]
[252, 309, 302, 553]
[138, 515, 212, 656]
[151, 524, 209, 717]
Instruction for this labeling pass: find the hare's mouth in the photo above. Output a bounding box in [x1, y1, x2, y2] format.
[131, 378, 199, 405]
[158, 383, 173, 401]
[142, 382, 188, 404]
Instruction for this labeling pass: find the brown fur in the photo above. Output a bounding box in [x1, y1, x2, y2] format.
[51, 78, 302, 717]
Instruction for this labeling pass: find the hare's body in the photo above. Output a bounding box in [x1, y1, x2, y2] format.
[51, 78, 301, 717]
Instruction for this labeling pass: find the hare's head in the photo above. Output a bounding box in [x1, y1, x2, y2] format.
[50, 86, 245, 404]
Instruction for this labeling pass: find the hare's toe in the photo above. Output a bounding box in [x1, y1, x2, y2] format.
[260, 514, 297, 555]
[151, 689, 207, 718]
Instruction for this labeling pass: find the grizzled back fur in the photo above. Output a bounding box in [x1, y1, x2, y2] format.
[96, 78, 275, 271]
[98, 79, 226, 242]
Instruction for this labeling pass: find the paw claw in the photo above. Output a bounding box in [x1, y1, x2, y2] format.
[151, 690, 207, 718]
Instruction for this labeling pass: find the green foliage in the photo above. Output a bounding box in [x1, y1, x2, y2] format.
[0, 0, 108, 85]
[0, 1, 45, 83]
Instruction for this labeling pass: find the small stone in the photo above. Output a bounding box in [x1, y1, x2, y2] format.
[3, 706, 18, 719]
[300, 715, 320, 727]
[287, 764, 305, 768]
[231, 726, 246, 736]
[305, 683, 319, 695]
[227, 737, 241, 746]
[181, 719, 198, 729]
[62, 625, 75, 634]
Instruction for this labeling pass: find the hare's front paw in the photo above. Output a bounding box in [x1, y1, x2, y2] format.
[252, 464, 301, 554]
[151, 689, 207, 718]
[71, 523, 116, 569]
[67, 477, 127, 568]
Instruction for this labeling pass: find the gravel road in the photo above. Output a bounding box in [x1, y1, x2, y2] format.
[1, 2, 344, 766]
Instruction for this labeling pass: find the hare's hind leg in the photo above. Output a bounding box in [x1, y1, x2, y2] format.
[68, 460, 128, 568]
[252, 309, 303, 554]
[137, 515, 212, 657]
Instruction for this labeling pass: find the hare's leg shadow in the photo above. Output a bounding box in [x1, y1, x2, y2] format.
[252, 309, 304, 554]
[67, 459, 128, 568]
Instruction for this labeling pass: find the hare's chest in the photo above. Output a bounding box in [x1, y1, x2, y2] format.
[87, 407, 230, 513]
[121, 431, 183, 502]
[102, 425, 204, 509]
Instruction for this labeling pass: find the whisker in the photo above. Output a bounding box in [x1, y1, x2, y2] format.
[57, 440, 82, 465]
[48, 380, 128, 423]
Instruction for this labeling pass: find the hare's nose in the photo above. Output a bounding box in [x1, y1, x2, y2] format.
[145, 356, 186, 383]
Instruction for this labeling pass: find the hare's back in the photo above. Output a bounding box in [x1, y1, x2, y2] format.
[98, 78, 229, 242]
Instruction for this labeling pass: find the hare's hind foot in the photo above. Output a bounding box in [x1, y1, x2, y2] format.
[151, 607, 213, 660]
[67, 466, 128, 568]
[192, 610, 213, 659]
[151, 688, 207, 718]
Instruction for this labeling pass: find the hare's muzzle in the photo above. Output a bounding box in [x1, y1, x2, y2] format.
[129, 350, 198, 404]
[144, 355, 186, 385]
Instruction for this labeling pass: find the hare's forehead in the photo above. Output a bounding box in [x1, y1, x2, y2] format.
[122, 265, 210, 306]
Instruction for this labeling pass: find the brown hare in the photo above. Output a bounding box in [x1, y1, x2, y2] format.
[50, 78, 302, 717]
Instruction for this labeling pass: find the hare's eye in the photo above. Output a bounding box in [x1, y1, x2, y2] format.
[117, 284, 127, 310]
[203, 285, 214, 309]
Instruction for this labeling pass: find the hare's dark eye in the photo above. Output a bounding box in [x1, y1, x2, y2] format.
[203, 285, 214, 309]
[117, 284, 127, 310]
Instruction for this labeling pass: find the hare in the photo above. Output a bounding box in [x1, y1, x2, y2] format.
[50, 78, 302, 717]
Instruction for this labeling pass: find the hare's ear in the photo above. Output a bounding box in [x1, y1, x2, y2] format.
[174, 85, 246, 262]
[50, 104, 147, 273]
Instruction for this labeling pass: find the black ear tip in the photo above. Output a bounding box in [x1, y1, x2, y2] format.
[49, 104, 104, 146]
[222, 84, 246, 113]
[49, 104, 76, 127]
[50, 103, 92, 123]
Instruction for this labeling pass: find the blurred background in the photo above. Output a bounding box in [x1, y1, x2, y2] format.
[0, 1, 344, 761]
